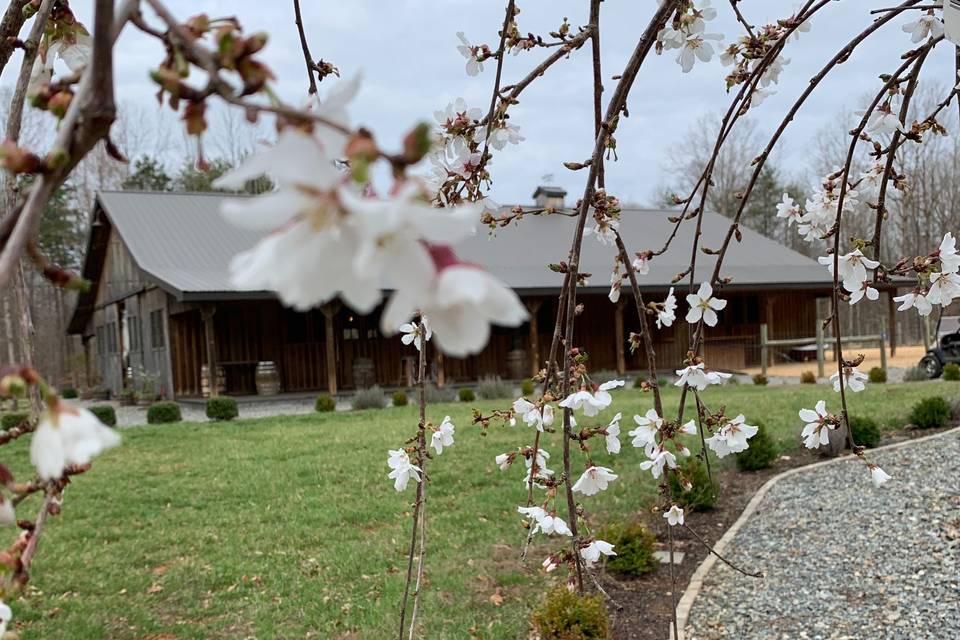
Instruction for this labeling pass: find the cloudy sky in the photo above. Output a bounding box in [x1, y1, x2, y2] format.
[5, 1, 957, 206]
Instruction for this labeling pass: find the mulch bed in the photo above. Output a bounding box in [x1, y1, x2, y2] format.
[602, 423, 956, 640]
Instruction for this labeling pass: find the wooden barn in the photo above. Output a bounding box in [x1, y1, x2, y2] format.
[67, 188, 896, 399]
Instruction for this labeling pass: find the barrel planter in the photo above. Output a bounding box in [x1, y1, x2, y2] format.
[200, 364, 226, 399]
[506, 349, 528, 381]
[255, 361, 281, 396]
[352, 357, 376, 389]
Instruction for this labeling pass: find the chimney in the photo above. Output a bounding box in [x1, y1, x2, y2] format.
[532, 185, 567, 209]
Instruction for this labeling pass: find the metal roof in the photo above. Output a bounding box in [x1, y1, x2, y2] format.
[72, 189, 839, 327]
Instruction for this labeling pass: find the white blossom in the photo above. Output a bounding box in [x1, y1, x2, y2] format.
[863, 104, 906, 136]
[387, 449, 422, 492]
[431, 416, 455, 455]
[632, 255, 651, 276]
[629, 409, 662, 447]
[584, 217, 619, 245]
[776, 193, 803, 226]
[640, 442, 677, 479]
[927, 271, 960, 307]
[605, 412, 622, 454]
[476, 121, 524, 150]
[818, 249, 880, 295]
[518, 506, 571, 537]
[894, 289, 933, 316]
[870, 465, 892, 488]
[513, 398, 555, 432]
[399, 317, 432, 351]
[495, 452, 511, 471]
[542, 555, 559, 572]
[680, 419, 697, 435]
[559, 380, 623, 417]
[456, 32, 485, 76]
[705, 414, 758, 458]
[848, 281, 879, 305]
[434, 98, 482, 131]
[580, 539, 616, 567]
[938, 232, 960, 274]
[678, 24, 723, 73]
[685, 282, 727, 326]
[831, 366, 868, 393]
[902, 13, 944, 43]
[799, 400, 835, 449]
[657, 287, 677, 329]
[30, 403, 121, 481]
[674, 363, 730, 391]
[663, 505, 685, 526]
[571, 466, 618, 496]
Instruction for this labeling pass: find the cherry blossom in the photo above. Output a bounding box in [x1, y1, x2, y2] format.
[542, 555, 559, 572]
[938, 232, 960, 274]
[456, 32, 486, 76]
[559, 380, 624, 417]
[818, 249, 880, 295]
[632, 254, 651, 276]
[387, 449, 422, 492]
[629, 409, 662, 447]
[640, 442, 677, 479]
[674, 363, 730, 391]
[476, 121, 524, 150]
[518, 506, 572, 536]
[870, 465, 892, 488]
[580, 539, 616, 567]
[434, 98, 481, 133]
[381, 245, 528, 357]
[799, 400, 836, 449]
[927, 271, 960, 306]
[430, 416, 455, 455]
[831, 366, 868, 393]
[605, 412, 622, 454]
[512, 398, 555, 432]
[495, 452, 512, 471]
[608, 264, 622, 304]
[399, 317, 432, 351]
[863, 103, 906, 136]
[680, 420, 697, 436]
[775, 193, 802, 226]
[30, 402, 121, 481]
[902, 12, 944, 43]
[572, 466, 618, 496]
[525, 447, 553, 477]
[663, 505, 685, 526]
[657, 287, 678, 329]
[446, 137, 483, 178]
[705, 414, 758, 458]
[893, 289, 933, 316]
[678, 26, 723, 73]
[848, 280, 879, 305]
[584, 217, 619, 245]
[685, 282, 727, 326]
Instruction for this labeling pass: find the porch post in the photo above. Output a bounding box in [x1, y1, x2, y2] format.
[321, 302, 340, 395]
[436, 353, 445, 388]
[886, 289, 897, 356]
[764, 295, 776, 367]
[525, 299, 542, 377]
[614, 300, 626, 375]
[201, 304, 219, 398]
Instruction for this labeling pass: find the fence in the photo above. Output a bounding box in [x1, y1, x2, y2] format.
[758, 317, 889, 378]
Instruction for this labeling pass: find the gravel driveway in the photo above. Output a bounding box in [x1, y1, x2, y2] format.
[685, 429, 960, 640]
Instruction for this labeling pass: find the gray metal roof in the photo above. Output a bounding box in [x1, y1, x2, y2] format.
[93, 189, 834, 302]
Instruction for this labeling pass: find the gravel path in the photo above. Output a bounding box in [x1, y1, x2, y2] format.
[685, 430, 960, 640]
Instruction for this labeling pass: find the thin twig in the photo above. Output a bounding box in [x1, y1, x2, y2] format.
[292, 0, 318, 95]
[683, 523, 764, 578]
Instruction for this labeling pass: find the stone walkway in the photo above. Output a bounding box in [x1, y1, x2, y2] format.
[685, 429, 960, 640]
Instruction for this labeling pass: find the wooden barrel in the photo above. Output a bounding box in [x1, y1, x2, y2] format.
[506, 349, 528, 381]
[255, 361, 281, 396]
[200, 365, 226, 398]
[352, 357, 376, 389]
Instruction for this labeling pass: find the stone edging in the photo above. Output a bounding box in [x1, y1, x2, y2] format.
[673, 425, 960, 640]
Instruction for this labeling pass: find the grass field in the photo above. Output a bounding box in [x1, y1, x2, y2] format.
[2, 380, 955, 639]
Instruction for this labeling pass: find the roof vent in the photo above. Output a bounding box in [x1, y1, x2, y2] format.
[532, 185, 567, 209]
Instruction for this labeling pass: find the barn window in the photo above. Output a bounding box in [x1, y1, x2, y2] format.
[150, 310, 165, 349]
[342, 327, 360, 340]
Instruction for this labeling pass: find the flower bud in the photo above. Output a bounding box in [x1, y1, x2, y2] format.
[402, 122, 432, 165]
[47, 91, 73, 119]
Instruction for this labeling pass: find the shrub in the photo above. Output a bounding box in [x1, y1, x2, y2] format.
[669, 457, 717, 511]
[909, 396, 950, 429]
[752, 374, 768, 386]
[903, 366, 928, 382]
[868, 367, 887, 384]
[458, 388, 476, 402]
[735, 421, 778, 471]
[392, 391, 409, 407]
[206, 396, 238, 421]
[521, 378, 535, 396]
[944, 363, 960, 381]
[599, 522, 657, 577]
[633, 375, 646, 389]
[531, 585, 610, 640]
[88, 404, 117, 427]
[800, 370, 817, 384]
[848, 416, 881, 449]
[147, 402, 181, 424]
[0, 412, 28, 430]
[315, 395, 336, 412]
[424, 383, 455, 404]
[476, 376, 512, 400]
[60, 387, 78, 399]
[351, 386, 386, 410]
[657, 377, 669, 387]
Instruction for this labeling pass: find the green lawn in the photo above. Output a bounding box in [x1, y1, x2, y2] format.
[2, 380, 955, 639]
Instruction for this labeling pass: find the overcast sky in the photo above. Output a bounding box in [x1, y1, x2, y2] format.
[4, 1, 957, 206]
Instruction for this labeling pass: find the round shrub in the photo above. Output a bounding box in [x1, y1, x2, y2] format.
[147, 401, 182, 425]
[315, 394, 336, 412]
[868, 367, 887, 384]
[521, 378, 535, 396]
[476, 376, 512, 399]
[848, 416, 881, 449]
[206, 396, 238, 421]
[944, 362, 960, 381]
[531, 585, 610, 640]
[392, 391, 408, 407]
[60, 387, 78, 399]
[88, 404, 117, 427]
[669, 457, 717, 511]
[752, 374, 768, 386]
[735, 421, 777, 471]
[599, 521, 657, 577]
[424, 383, 455, 404]
[909, 396, 950, 429]
[458, 388, 476, 402]
[800, 370, 816, 384]
[0, 412, 28, 430]
[351, 386, 387, 410]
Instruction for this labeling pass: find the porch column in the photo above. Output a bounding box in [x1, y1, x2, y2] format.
[887, 289, 897, 356]
[321, 302, 340, 395]
[614, 300, 626, 375]
[525, 299, 542, 377]
[436, 353, 445, 388]
[201, 304, 219, 398]
[764, 295, 777, 367]
[82, 336, 93, 389]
